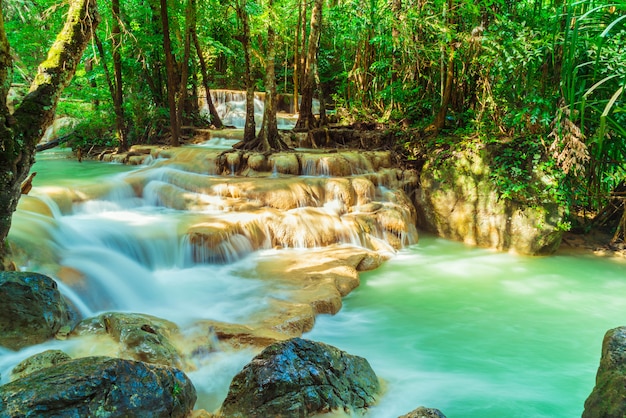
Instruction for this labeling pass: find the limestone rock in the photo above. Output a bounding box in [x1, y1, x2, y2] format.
[269, 153, 299, 175]
[73, 312, 189, 370]
[415, 147, 563, 255]
[0, 356, 196, 418]
[583, 326, 626, 418]
[220, 338, 380, 417]
[192, 320, 290, 349]
[0, 272, 76, 350]
[399, 406, 447, 418]
[10, 350, 71, 382]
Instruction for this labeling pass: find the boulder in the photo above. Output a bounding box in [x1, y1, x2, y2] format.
[73, 312, 190, 370]
[0, 272, 76, 350]
[220, 338, 380, 417]
[583, 326, 626, 418]
[399, 406, 447, 418]
[10, 350, 72, 381]
[0, 356, 196, 418]
[415, 146, 563, 255]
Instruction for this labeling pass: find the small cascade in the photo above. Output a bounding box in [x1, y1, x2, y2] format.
[201, 89, 319, 130]
[6, 146, 421, 413]
[207, 90, 265, 129]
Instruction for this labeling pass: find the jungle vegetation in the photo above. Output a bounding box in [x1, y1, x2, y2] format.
[0, 0, 625, 264]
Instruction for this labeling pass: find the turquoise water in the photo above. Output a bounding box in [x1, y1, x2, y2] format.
[31, 148, 136, 187]
[10, 150, 626, 417]
[308, 237, 626, 417]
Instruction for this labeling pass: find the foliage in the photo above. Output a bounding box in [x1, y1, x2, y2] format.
[488, 135, 568, 208]
[2, 0, 626, 228]
[554, 1, 626, 211]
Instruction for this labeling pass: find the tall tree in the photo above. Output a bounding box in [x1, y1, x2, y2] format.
[111, 0, 126, 150]
[292, 0, 306, 114]
[160, 0, 180, 146]
[237, 0, 290, 151]
[0, 0, 100, 269]
[176, 0, 194, 134]
[192, 28, 223, 128]
[294, 0, 322, 131]
[235, 0, 256, 143]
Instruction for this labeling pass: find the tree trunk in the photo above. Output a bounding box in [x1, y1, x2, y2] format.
[0, 0, 100, 269]
[430, 43, 456, 135]
[160, 0, 180, 146]
[112, 0, 127, 151]
[236, 0, 255, 143]
[299, 2, 307, 94]
[238, 0, 290, 152]
[143, 0, 166, 107]
[292, 0, 305, 114]
[314, 64, 327, 127]
[176, 0, 194, 131]
[390, 0, 402, 110]
[192, 30, 223, 128]
[294, 0, 322, 131]
[94, 33, 117, 114]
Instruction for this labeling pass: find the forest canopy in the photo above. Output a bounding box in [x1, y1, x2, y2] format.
[2, 0, 625, 226]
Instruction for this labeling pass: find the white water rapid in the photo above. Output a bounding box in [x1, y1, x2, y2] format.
[3, 143, 626, 418]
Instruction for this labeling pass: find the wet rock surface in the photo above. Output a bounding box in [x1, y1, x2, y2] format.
[583, 326, 626, 418]
[9, 350, 72, 382]
[73, 312, 189, 369]
[220, 337, 380, 417]
[0, 356, 196, 418]
[416, 147, 563, 255]
[0, 272, 76, 350]
[399, 406, 448, 418]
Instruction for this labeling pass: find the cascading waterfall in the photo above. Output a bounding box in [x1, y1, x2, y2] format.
[3, 145, 418, 412]
[202, 89, 319, 129]
[4, 145, 625, 417]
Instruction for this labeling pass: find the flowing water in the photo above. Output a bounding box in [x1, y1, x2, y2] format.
[4, 147, 626, 417]
[308, 238, 626, 417]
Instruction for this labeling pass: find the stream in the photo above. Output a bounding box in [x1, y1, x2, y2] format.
[3, 146, 626, 417]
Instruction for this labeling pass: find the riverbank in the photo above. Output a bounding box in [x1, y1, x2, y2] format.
[559, 230, 626, 259]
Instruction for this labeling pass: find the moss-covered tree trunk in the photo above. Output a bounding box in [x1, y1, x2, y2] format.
[0, 0, 100, 270]
[294, 0, 322, 131]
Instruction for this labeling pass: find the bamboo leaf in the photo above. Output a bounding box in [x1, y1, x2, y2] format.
[584, 74, 619, 98]
[602, 86, 624, 118]
[596, 86, 624, 143]
[600, 14, 626, 38]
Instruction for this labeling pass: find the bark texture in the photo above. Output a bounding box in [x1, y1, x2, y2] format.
[0, 0, 100, 269]
[294, 0, 322, 131]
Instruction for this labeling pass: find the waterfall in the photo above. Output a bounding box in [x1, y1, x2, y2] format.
[200, 89, 318, 129]
[5, 147, 419, 412]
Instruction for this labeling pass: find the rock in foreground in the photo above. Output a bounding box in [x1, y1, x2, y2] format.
[0, 356, 196, 418]
[74, 312, 189, 369]
[0, 272, 75, 350]
[220, 337, 380, 417]
[399, 406, 447, 418]
[583, 326, 626, 418]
